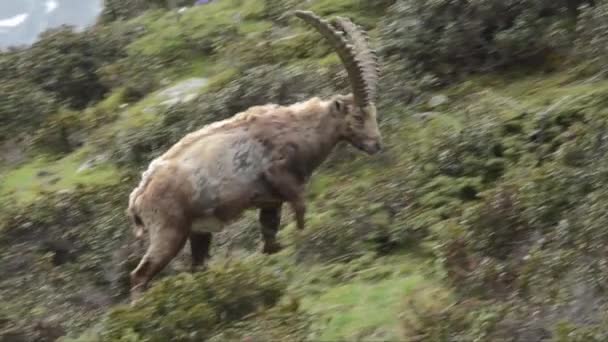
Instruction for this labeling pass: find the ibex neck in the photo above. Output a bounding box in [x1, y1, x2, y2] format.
[284, 99, 343, 181]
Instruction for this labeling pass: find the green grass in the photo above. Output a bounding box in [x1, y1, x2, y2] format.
[302, 274, 425, 341]
[7, 0, 608, 339]
[285, 252, 441, 341]
[0, 151, 119, 204]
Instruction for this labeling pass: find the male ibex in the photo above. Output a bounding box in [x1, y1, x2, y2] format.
[126, 10, 381, 300]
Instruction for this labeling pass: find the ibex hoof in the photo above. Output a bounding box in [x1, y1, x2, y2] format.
[262, 241, 283, 255]
[130, 286, 145, 306]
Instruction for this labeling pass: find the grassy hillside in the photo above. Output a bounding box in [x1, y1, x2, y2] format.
[3, 0, 608, 341]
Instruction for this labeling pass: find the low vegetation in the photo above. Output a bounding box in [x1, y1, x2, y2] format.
[4, 0, 608, 341]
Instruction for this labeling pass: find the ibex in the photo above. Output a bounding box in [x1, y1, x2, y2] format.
[126, 10, 381, 301]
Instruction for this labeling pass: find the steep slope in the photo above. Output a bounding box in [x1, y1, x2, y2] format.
[2, 0, 608, 341]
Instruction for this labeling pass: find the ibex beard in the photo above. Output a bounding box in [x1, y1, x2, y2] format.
[126, 10, 381, 303]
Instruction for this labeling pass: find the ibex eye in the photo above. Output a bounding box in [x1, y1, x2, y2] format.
[355, 116, 365, 124]
[334, 101, 343, 111]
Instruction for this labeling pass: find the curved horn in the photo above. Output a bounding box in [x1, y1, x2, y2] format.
[294, 10, 377, 109]
[332, 16, 379, 106]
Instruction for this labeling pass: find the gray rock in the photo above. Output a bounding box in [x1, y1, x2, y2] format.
[0, 136, 27, 165]
[428, 94, 448, 108]
[77, 154, 109, 173]
[413, 111, 441, 122]
[155, 77, 208, 108]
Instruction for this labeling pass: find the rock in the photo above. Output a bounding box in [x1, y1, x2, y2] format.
[160, 98, 181, 107]
[0, 136, 27, 166]
[183, 93, 197, 102]
[155, 77, 208, 108]
[142, 106, 157, 115]
[412, 111, 441, 122]
[36, 170, 53, 177]
[77, 154, 109, 173]
[428, 94, 448, 108]
[56, 189, 73, 196]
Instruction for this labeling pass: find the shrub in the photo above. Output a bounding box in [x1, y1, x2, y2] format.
[12, 24, 136, 109]
[462, 186, 529, 260]
[97, 55, 164, 103]
[0, 181, 138, 338]
[380, 0, 590, 84]
[31, 109, 88, 155]
[100, 0, 192, 23]
[574, 2, 608, 67]
[0, 79, 58, 141]
[258, 0, 300, 22]
[99, 258, 287, 342]
[17, 26, 106, 109]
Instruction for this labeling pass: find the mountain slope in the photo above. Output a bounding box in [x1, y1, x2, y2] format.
[2, 0, 608, 341]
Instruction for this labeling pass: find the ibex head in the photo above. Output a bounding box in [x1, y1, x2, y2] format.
[296, 10, 382, 155]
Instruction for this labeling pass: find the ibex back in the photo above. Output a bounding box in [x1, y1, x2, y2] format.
[126, 10, 381, 302]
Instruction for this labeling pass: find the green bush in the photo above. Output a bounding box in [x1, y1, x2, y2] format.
[99, 258, 286, 342]
[100, 0, 192, 23]
[380, 0, 592, 84]
[13, 24, 137, 109]
[574, 2, 608, 67]
[0, 79, 58, 141]
[0, 180, 138, 337]
[31, 109, 88, 155]
[463, 186, 529, 260]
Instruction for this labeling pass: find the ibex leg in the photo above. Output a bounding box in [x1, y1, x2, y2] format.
[259, 205, 283, 254]
[130, 224, 188, 302]
[264, 166, 307, 231]
[189, 232, 212, 272]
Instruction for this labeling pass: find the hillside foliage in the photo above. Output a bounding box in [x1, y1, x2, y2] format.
[4, 0, 608, 341]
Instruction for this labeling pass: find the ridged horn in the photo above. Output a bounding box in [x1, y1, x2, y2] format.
[294, 10, 377, 110]
[332, 16, 379, 106]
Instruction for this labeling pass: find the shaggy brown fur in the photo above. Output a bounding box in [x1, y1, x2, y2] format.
[126, 11, 382, 302]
